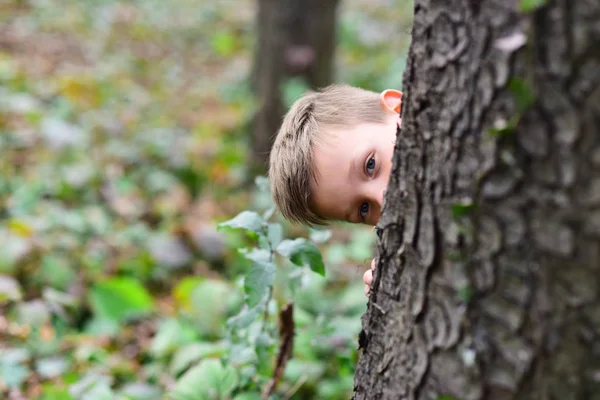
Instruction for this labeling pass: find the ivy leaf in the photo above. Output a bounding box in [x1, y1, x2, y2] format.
[218, 211, 265, 236]
[89, 277, 154, 323]
[244, 261, 276, 307]
[169, 359, 238, 400]
[276, 238, 325, 276]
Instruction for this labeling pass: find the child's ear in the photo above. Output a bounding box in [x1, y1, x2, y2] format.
[379, 89, 403, 115]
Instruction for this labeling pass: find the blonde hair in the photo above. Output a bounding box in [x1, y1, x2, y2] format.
[268, 84, 387, 226]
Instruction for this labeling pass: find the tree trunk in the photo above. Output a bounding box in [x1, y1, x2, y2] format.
[251, 0, 340, 169]
[354, 1, 600, 399]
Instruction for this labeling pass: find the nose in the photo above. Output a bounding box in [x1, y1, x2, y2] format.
[376, 187, 385, 208]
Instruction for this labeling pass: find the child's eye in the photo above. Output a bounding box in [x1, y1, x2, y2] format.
[366, 156, 376, 177]
[359, 202, 369, 220]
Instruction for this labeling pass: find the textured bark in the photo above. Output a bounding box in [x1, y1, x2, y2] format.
[252, 0, 340, 169]
[354, 0, 600, 399]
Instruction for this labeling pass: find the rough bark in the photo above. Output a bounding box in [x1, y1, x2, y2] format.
[354, 0, 600, 399]
[252, 0, 340, 169]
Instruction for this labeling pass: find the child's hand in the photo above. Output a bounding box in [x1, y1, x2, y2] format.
[363, 259, 376, 296]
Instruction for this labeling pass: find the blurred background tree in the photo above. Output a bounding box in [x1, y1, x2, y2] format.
[252, 0, 339, 168]
[0, 0, 412, 399]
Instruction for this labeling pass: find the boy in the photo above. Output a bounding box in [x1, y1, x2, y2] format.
[268, 84, 402, 296]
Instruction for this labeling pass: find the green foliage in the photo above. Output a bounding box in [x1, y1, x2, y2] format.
[219, 211, 266, 236]
[277, 238, 326, 276]
[457, 285, 473, 304]
[487, 115, 520, 138]
[169, 359, 238, 400]
[89, 277, 154, 323]
[519, 0, 547, 13]
[244, 261, 276, 307]
[451, 199, 476, 220]
[508, 77, 536, 113]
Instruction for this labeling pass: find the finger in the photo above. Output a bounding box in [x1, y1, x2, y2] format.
[364, 284, 370, 297]
[371, 259, 376, 270]
[363, 269, 373, 286]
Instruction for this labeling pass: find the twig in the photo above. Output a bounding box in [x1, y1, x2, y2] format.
[262, 302, 294, 399]
[284, 375, 307, 400]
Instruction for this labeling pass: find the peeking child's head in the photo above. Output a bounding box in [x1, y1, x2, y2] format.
[269, 84, 402, 227]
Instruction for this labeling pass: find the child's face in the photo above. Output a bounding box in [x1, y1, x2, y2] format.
[309, 90, 402, 226]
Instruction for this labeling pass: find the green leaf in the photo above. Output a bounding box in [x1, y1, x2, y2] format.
[227, 306, 261, 331]
[36, 357, 70, 379]
[267, 223, 283, 248]
[170, 342, 228, 376]
[309, 228, 332, 244]
[245, 261, 276, 307]
[218, 211, 265, 235]
[39, 255, 76, 291]
[233, 393, 262, 400]
[508, 77, 536, 112]
[0, 275, 22, 303]
[457, 285, 473, 304]
[0, 361, 29, 389]
[211, 31, 237, 57]
[190, 280, 233, 337]
[150, 318, 197, 359]
[173, 167, 205, 199]
[451, 199, 476, 220]
[169, 359, 238, 400]
[228, 344, 258, 367]
[173, 276, 205, 311]
[79, 382, 115, 400]
[40, 385, 74, 400]
[487, 115, 520, 137]
[277, 238, 325, 276]
[0, 348, 31, 365]
[119, 382, 162, 400]
[519, 0, 546, 12]
[89, 277, 154, 323]
[239, 248, 271, 264]
[84, 317, 120, 337]
[284, 359, 325, 382]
